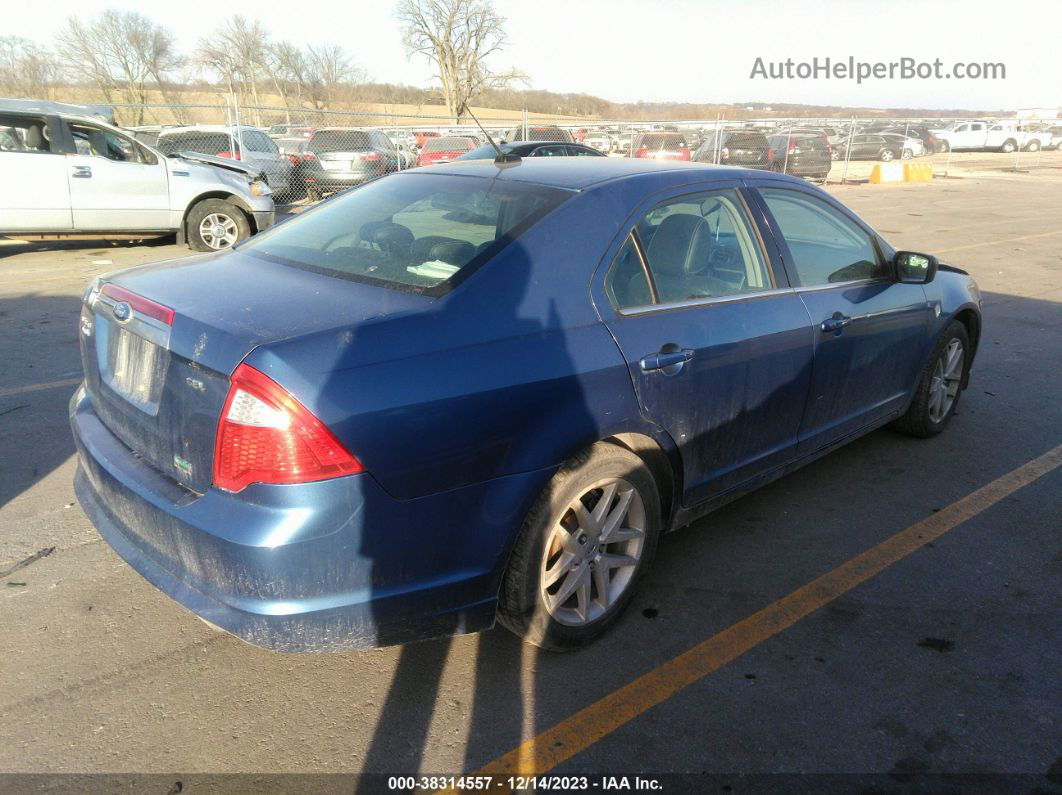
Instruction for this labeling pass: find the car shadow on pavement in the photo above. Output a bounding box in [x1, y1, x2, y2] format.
[0, 235, 175, 260]
[0, 293, 86, 511]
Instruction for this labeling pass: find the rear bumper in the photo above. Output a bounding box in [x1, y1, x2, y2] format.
[71, 387, 546, 651]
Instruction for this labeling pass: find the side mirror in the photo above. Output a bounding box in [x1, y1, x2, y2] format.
[895, 251, 938, 284]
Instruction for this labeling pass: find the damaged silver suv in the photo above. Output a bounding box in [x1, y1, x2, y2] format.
[0, 101, 275, 251]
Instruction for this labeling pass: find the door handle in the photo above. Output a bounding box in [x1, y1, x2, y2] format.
[71, 165, 92, 178]
[640, 348, 694, 372]
[820, 313, 852, 334]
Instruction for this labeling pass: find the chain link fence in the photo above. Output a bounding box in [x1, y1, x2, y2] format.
[67, 102, 1062, 204]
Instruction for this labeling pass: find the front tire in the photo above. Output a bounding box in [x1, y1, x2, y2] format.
[1000, 139, 1017, 154]
[880, 149, 895, 162]
[186, 199, 251, 252]
[1026, 140, 1040, 152]
[498, 443, 661, 650]
[893, 321, 970, 438]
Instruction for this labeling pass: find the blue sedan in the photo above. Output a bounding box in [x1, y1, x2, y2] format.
[70, 158, 982, 651]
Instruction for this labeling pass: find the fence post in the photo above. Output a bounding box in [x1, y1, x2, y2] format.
[233, 95, 245, 167]
[841, 117, 854, 184]
[522, 108, 528, 141]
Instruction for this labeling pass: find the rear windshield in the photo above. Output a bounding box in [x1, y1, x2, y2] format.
[156, 132, 236, 155]
[241, 173, 571, 295]
[459, 143, 518, 160]
[726, 133, 768, 147]
[423, 137, 475, 152]
[638, 133, 687, 149]
[309, 131, 372, 152]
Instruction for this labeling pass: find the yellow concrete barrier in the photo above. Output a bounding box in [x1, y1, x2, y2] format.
[903, 162, 933, 182]
[868, 163, 905, 184]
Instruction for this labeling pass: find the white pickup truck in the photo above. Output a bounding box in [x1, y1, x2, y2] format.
[0, 103, 275, 251]
[931, 121, 1052, 153]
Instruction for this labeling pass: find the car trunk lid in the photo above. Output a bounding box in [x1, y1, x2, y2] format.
[79, 250, 427, 493]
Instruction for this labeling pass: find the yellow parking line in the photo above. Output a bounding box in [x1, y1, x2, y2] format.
[935, 228, 1062, 253]
[463, 442, 1062, 782]
[0, 377, 81, 398]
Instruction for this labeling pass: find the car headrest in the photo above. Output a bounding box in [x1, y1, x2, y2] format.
[646, 214, 710, 277]
[360, 221, 413, 252]
[24, 124, 44, 150]
[429, 240, 476, 266]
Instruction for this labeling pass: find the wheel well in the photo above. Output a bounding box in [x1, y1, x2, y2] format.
[602, 433, 678, 530]
[182, 192, 255, 236]
[953, 308, 981, 387]
[954, 308, 981, 354]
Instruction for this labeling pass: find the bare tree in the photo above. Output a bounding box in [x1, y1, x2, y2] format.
[55, 11, 182, 124]
[396, 0, 526, 120]
[306, 45, 366, 109]
[194, 17, 271, 122]
[0, 36, 59, 98]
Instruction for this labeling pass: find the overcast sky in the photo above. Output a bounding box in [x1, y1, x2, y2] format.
[10, 0, 1057, 111]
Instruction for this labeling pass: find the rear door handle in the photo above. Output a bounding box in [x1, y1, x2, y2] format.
[640, 349, 694, 372]
[71, 166, 92, 178]
[820, 313, 852, 334]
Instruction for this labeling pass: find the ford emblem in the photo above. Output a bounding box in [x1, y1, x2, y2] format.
[112, 301, 132, 322]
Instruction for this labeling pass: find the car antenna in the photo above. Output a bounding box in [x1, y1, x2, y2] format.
[460, 102, 520, 168]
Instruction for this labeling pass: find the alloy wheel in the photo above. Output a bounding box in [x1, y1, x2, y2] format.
[539, 478, 646, 626]
[928, 339, 964, 423]
[199, 213, 239, 250]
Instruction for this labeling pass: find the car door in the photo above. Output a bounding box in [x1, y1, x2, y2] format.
[64, 121, 170, 231]
[751, 185, 931, 455]
[0, 113, 72, 231]
[594, 184, 815, 504]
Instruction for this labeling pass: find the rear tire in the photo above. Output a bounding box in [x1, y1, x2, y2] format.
[186, 199, 251, 252]
[880, 149, 895, 162]
[1000, 139, 1017, 154]
[1026, 140, 1040, 152]
[498, 443, 661, 651]
[892, 321, 970, 438]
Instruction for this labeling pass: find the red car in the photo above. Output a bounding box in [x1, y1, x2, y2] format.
[417, 136, 479, 167]
[632, 132, 691, 161]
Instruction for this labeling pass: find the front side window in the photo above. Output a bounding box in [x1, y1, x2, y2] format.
[242, 172, 571, 295]
[758, 188, 886, 286]
[606, 189, 771, 309]
[69, 123, 153, 163]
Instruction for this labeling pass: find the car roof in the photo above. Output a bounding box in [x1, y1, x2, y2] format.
[396, 157, 796, 191]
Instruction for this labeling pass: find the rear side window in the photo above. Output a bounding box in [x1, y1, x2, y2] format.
[606, 188, 771, 309]
[0, 114, 54, 153]
[242, 173, 571, 295]
[758, 188, 887, 286]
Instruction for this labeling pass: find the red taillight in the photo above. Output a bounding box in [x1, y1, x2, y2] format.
[677, 147, 690, 160]
[213, 363, 364, 493]
[767, 148, 776, 161]
[100, 283, 174, 326]
[634, 148, 649, 158]
[287, 154, 300, 166]
[301, 152, 317, 161]
[355, 151, 381, 161]
[216, 151, 242, 161]
[788, 139, 797, 151]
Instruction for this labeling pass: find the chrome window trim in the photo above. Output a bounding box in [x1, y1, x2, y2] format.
[615, 277, 895, 317]
[616, 286, 795, 317]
